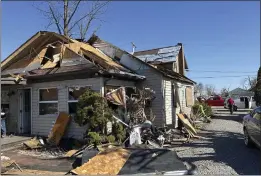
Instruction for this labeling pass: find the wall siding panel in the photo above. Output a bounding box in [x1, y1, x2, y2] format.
[163, 79, 173, 125]
[31, 78, 101, 139]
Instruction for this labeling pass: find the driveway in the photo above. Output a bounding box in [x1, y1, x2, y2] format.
[174, 107, 261, 175]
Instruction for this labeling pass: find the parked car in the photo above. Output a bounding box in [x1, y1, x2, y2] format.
[224, 96, 256, 110]
[205, 95, 224, 106]
[243, 106, 261, 148]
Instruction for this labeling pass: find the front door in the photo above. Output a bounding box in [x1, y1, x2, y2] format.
[19, 89, 31, 134]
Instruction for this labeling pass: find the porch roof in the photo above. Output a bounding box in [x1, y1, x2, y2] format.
[1, 77, 27, 85]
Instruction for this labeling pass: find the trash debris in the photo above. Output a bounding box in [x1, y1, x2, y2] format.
[1, 156, 10, 161]
[18, 148, 66, 159]
[177, 114, 197, 135]
[129, 126, 142, 146]
[23, 137, 43, 149]
[70, 148, 131, 175]
[47, 112, 71, 146]
[65, 149, 79, 158]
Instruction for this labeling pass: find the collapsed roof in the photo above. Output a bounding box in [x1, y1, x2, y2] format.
[1, 31, 145, 84]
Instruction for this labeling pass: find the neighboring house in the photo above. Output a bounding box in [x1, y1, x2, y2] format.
[1, 31, 195, 138]
[229, 88, 254, 98]
[87, 35, 196, 128]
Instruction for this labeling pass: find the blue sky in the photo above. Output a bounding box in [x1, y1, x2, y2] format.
[2, 1, 260, 92]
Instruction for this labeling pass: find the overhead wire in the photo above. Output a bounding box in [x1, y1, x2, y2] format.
[187, 70, 256, 73]
[190, 75, 256, 79]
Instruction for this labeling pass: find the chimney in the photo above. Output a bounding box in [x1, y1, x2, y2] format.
[131, 42, 136, 55]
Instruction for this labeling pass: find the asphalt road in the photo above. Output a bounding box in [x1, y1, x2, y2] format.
[174, 107, 261, 175]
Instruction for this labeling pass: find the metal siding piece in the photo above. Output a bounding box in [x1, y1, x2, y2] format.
[158, 46, 181, 54]
[135, 46, 181, 63]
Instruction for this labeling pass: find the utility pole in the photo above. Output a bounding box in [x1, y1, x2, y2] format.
[131, 42, 136, 55]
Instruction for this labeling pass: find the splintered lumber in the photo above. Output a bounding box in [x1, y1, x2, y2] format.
[23, 137, 42, 149]
[65, 150, 79, 158]
[71, 148, 131, 175]
[47, 112, 71, 146]
[177, 114, 197, 135]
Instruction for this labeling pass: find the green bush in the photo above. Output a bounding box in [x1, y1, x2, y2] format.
[106, 135, 116, 143]
[192, 102, 213, 117]
[75, 89, 113, 135]
[112, 123, 126, 143]
[87, 132, 102, 146]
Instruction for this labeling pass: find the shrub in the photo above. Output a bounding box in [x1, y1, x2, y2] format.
[75, 89, 113, 135]
[87, 132, 102, 146]
[106, 135, 116, 143]
[192, 102, 213, 117]
[112, 123, 126, 143]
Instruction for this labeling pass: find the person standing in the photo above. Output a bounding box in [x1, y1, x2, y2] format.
[1, 108, 7, 138]
[227, 97, 235, 115]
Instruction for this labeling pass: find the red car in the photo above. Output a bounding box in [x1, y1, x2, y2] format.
[205, 95, 224, 106]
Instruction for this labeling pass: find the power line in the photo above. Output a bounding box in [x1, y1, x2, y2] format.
[190, 75, 257, 79]
[187, 70, 257, 73]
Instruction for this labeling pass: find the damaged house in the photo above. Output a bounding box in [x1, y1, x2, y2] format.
[87, 36, 195, 128]
[1, 31, 144, 138]
[1, 31, 195, 138]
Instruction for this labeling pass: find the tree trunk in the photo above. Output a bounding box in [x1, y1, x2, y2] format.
[64, 0, 69, 36]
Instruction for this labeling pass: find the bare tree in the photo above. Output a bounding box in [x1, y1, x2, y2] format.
[195, 82, 204, 96]
[241, 76, 257, 90]
[34, 0, 109, 39]
[205, 84, 216, 97]
[220, 87, 230, 97]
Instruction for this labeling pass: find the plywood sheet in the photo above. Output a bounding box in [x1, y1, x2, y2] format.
[71, 148, 130, 175]
[80, 43, 126, 70]
[177, 114, 197, 135]
[47, 112, 71, 145]
[186, 87, 193, 106]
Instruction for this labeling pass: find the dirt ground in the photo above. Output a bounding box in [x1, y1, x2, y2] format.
[2, 149, 74, 173]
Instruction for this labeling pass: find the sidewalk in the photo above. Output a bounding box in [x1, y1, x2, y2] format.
[1, 135, 31, 150]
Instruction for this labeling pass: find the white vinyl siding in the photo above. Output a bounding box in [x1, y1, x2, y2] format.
[163, 79, 173, 125]
[31, 78, 102, 139]
[136, 69, 164, 127]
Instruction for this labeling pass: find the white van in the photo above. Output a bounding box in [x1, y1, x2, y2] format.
[224, 96, 256, 110]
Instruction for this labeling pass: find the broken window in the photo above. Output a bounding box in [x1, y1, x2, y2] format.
[68, 86, 90, 114]
[39, 88, 58, 115]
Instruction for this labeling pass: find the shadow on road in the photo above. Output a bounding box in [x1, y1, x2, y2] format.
[212, 114, 245, 123]
[178, 112, 261, 175]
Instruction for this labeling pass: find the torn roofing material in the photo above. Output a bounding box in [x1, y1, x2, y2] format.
[1, 31, 144, 81]
[156, 66, 196, 84]
[133, 45, 181, 63]
[87, 34, 195, 85]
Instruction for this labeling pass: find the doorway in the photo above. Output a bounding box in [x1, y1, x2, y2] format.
[18, 88, 32, 134]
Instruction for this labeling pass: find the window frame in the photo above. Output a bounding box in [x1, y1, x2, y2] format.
[67, 86, 91, 115]
[38, 87, 59, 116]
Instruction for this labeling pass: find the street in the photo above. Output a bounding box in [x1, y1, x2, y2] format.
[174, 107, 261, 175]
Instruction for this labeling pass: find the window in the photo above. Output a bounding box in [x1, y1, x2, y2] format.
[172, 84, 177, 107]
[39, 88, 58, 115]
[240, 97, 244, 102]
[68, 86, 90, 114]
